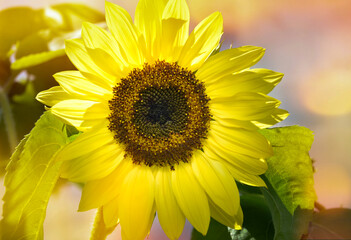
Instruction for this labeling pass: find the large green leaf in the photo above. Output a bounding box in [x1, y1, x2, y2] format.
[259, 126, 316, 214]
[239, 194, 274, 240]
[1, 111, 69, 240]
[259, 126, 316, 240]
[261, 176, 313, 240]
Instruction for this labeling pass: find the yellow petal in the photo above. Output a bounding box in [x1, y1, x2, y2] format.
[223, 160, 266, 187]
[60, 141, 124, 182]
[56, 122, 113, 161]
[214, 117, 259, 131]
[234, 207, 244, 230]
[134, 0, 167, 60]
[54, 70, 112, 99]
[79, 159, 134, 211]
[50, 99, 108, 131]
[210, 92, 280, 121]
[252, 108, 290, 129]
[206, 68, 284, 99]
[36, 86, 71, 107]
[82, 21, 128, 69]
[213, 117, 259, 131]
[178, 12, 223, 71]
[209, 199, 243, 229]
[80, 71, 116, 90]
[65, 39, 117, 81]
[81, 22, 129, 77]
[160, 0, 190, 62]
[172, 163, 210, 235]
[105, 1, 144, 67]
[209, 120, 273, 158]
[204, 142, 268, 176]
[204, 146, 267, 186]
[192, 150, 239, 216]
[118, 165, 156, 240]
[196, 46, 265, 85]
[103, 197, 120, 228]
[155, 167, 185, 240]
[85, 47, 126, 79]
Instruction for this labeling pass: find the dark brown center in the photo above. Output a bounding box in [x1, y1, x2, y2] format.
[108, 60, 211, 169]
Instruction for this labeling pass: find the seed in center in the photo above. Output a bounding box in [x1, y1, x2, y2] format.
[133, 87, 188, 138]
[107, 60, 211, 168]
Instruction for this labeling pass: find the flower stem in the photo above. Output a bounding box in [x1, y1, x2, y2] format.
[0, 86, 18, 152]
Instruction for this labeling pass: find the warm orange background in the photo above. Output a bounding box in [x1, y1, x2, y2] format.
[1, 0, 351, 239]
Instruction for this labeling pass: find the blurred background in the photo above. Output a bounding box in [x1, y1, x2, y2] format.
[1, 0, 351, 239]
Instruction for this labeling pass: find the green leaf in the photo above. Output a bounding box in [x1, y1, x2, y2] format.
[11, 49, 65, 70]
[261, 176, 313, 240]
[259, 126, 316, 214]
[191, 218, 231, 240]
[15, 30, 51, 59]
[258, 126, 316, 240]
[1, 111, 69, 240]
[65, 124, 80, 138]
[228, 228, 256, 240]
[239, 194, 274, 240]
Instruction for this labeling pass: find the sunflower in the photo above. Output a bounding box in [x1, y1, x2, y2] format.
[36, 0, 288, 239]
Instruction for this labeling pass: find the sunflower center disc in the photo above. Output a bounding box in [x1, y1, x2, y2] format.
[108, 60, 211, 169]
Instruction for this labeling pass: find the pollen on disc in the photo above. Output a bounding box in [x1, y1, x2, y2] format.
[108, 60, 211, 169]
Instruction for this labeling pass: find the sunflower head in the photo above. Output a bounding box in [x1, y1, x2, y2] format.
[36, 0, 288, 239]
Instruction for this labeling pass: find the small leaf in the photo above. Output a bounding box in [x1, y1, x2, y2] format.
[191, 218, 231, 240]
[11, 49, 65, 70]
[65, 124, 80, 137]
[228, 228, 256, 240]
[1, 111, 68, 240]
[15, 30, 51, 59]
[259, 126, 316, 214]
[90, 208, 116, 240]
